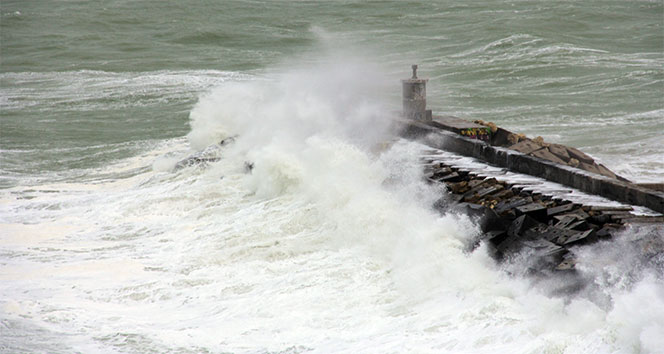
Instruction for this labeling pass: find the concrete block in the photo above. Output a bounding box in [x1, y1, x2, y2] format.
[530, 148, 568, 165]
[567, 146, 594, 164]
[516, 203, 547, 218]
[554, 215, 578, 228]
[495, 197, 530, 214]
[578, 161, 608, 177]
[398, 119, 664, 213]
[548, 144, 570, 162]
[491, 127, 515, 146]
[508, 214, 540, 237]
[547, 203, 576, 216]
[509, 139, 543, 155]
[522, 239, 565, 256]
[560, 229, 595, 245]
[555, 253, 577, 270]
[596, 163, 617, 179]
[438, 172, 461, 182]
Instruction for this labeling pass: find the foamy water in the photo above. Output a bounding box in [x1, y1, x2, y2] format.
[2, 61, 663, 353]
[2, 1, 664, 352]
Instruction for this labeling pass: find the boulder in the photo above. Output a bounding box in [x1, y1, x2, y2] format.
[566, 146, 594, 164]
[530, 148, 568, 165]
[568, 158, 580, 168]
[508, 214, 541, 237]
[507, 133, 520, 145]
[578, 161, 607, 177]
[533, 136, 548, 147]
[491, 127, 516, 146]
[548, 144, 570, 162]
[510, 139, 544, 155]
[596, 163, 617, 179]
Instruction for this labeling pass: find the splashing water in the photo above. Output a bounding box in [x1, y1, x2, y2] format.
[2, 55, 663, 353]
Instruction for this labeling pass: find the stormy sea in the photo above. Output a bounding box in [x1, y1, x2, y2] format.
[1, 1, 663, 353]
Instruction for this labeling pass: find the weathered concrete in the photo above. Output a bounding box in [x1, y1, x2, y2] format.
[401, 119, 664, 214]
[431, 116, 491, 141]
[401, 65, 430, 122]
[638, 183, 664, 192]
[510, 140, 543, 155]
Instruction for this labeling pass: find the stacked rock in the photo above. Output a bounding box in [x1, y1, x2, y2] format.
[422, 157, 663, 276]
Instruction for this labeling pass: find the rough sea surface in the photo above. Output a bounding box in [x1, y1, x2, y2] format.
[1, 1, 663, 353]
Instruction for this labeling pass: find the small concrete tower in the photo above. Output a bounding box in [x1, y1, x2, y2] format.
[402, 65, 431, 121]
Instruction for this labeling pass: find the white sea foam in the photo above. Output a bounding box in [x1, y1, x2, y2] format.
[0, 70, 248, 111]
[2, 59, 663, 353]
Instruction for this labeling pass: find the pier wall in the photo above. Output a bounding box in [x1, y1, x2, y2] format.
[400, 119, 664, 214]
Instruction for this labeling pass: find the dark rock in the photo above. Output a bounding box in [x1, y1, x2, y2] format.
[515, 203, 548, 221]
[606, 211, 636, 222]
[555, 253, 577, 271]
[219, 136, 237, 146]
[559, 229, 596, 246]
[521, 242, 568, 272]
[483, 229, 507, 242]
[174, 157, 220, 170]
[462, 181, 493, 202]
[494, 235, 521, 255]
[508, 214, 540, 237]
[459, 202, 503, 233]
[596, 225, 620, 238]
[491, 189, 514, 200]
[554, 209, 590, 221]
[448, 181, 469, 194]
[589, 213, 611, 224]
[431, 166, 454, 178]
[535, 226, 578, 243]
[553, 215, 576, 228]
[479, 230, 505, 257]
[244, 161, 254, 173]
[495, 197, 530, 214]
[439, 172, 461, 182]
[490, 127, 515, 146]
[467, 178, 486, 188]
[522, 239, 566, 257]
[477, 185, 503, 198]
[566, 219, 588, 231]
[547, 203, 576, 216]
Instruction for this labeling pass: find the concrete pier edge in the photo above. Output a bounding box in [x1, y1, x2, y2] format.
[400, 119, 664, 214]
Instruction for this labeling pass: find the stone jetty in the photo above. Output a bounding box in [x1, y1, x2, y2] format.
[399, 65, 664, 276]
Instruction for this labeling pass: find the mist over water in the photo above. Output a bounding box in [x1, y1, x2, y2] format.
[1, 0, 663, 353]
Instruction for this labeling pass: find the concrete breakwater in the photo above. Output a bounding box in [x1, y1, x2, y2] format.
[401, 119, 664, 214]
[421, 148, 663, 277]
[399, 65, 664, 276]
[399, 65, 663, 214]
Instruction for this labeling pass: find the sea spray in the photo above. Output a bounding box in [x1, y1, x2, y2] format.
[188, 57, 664, 351]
